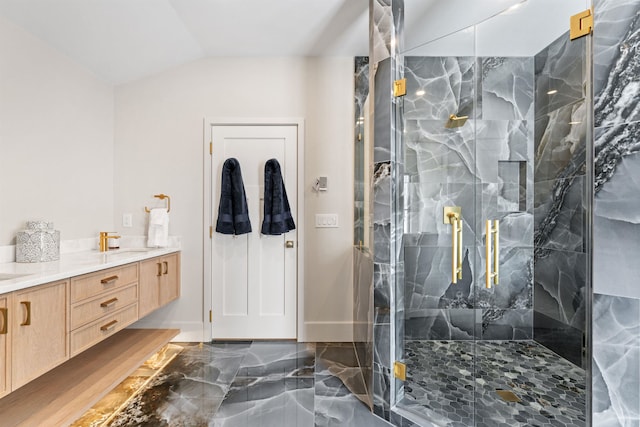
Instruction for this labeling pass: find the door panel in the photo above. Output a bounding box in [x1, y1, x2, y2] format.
[211, 125, 297, 339]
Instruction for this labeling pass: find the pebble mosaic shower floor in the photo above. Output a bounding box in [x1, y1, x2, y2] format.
[399, 340, 586, 427]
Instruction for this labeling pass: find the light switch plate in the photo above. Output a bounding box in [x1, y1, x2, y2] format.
[315, 214, 338, 228]
[122, 213, 133, 228]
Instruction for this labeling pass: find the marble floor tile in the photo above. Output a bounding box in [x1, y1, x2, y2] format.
[79, 340, 390, 427]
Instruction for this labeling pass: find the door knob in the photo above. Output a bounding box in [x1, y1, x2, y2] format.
[285, 240, 295, 248]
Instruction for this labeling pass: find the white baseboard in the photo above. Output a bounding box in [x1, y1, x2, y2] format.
[129, 320, 206, 342]
[301, 321, 354, 342]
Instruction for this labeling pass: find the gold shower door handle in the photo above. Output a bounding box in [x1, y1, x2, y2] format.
[444, 207, 463, 284]
[485, 220, 499, 288]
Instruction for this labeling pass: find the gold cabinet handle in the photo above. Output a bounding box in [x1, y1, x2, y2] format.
[285, 240, 294, 248]
[20, 301, 31, 326]
[0, 308, 7, 334]
[163, 261, 169, 275]
[157, 262, 163, 277]
[485, 220, 500, 288]
[100, 297, 119, 308]
[444, 207, 463, 284]
[100, 275, 119, 285]
[100, 319, 118, 332]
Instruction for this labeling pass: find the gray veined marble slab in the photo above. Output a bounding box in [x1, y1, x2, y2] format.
[534, 248, 586, 329]
[594, 121, 640, 196]
[478, 57, 534, 121]
[371, 0, 393, 65]
[534, 176, 586, 254]
[404, 56, 475, 121]
[592, 293, 640, 426]
[593, 0, 640, 96]
[404, 119, 476, 185]
[594, 1, 640, 127]
[405, 308, 480, 340]
[534, 100, 587, 184]
[534, 32, 585, 118]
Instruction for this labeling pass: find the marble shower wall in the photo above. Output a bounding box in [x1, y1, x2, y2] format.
[592, 0, 640, 424]
[532, 32, 588, 369]
[403, 56, 535, 342]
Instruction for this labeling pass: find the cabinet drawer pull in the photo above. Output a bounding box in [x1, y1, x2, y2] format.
[20, 301, 31, 326]
[100, 297, 119, 308]
[100, 319, 118, 331]
[100, 275, 119, 285]
[157, 262, 162, 277]
[0, 308, 7, 334]
[163, 261, 169, 275]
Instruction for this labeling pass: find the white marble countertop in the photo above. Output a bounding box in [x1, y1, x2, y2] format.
[0, 247, 181, 294]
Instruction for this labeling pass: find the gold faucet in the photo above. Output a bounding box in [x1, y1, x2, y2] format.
[99, 232, 121, 252]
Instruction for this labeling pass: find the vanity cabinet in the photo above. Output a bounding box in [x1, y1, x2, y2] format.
[0, 250, 180, 399]
[0, 292, 10, 398]
[69, 264, 139, 357]
[11, 281, 68, 390]
[139, 253, 181, 317]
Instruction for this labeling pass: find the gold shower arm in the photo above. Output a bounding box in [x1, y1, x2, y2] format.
[485, 220, 499, 288]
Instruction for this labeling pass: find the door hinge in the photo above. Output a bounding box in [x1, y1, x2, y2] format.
[209, 310, 212, 323]
[394, 361, 407, 381]
[393, 78, 406, 97]
[570, 9, 593, 40]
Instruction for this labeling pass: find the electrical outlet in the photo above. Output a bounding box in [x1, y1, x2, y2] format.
[122, 213, 133, 228]
[315, 214, 338, 228]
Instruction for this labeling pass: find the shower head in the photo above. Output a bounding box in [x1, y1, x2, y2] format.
[445, 114, 468, 129]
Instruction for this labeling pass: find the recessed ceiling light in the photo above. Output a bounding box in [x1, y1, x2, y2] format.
[569, 121, 581, 125]
[547, 90, 558, 95]
[416, 90, 425, 96]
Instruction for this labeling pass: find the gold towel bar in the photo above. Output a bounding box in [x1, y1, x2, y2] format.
[145, 193, 171, 213]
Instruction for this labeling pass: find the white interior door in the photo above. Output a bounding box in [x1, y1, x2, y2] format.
[211, 125, 297, 339]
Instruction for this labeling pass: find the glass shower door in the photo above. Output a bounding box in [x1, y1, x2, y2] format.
[399, 26, 480, 426]
[394, 1, 591, 426]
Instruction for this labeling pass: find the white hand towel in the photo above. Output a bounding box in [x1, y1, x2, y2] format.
[147, 208, 169, 247]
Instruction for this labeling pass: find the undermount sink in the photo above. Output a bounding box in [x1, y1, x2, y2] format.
[109, 248, 155, 254]
[0, 273, 31, 281]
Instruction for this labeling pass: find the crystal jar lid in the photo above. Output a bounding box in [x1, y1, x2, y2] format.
[26, 221, 54, 230]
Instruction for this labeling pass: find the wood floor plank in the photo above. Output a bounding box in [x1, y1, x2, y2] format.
[0, 328, 179, 427]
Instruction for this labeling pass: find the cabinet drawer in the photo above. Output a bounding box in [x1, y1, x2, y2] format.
[70, 303, 138, 357]
[71, 264, 138, 303]
[70, 284, 138, 330]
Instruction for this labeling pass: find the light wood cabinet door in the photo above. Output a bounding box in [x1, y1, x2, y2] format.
[139, 253, 181, 318]
[11, 281, 68, 390]
[0, 293, 10, 398]
[159, 253, 180, 306]
[139, 258, 162, 318]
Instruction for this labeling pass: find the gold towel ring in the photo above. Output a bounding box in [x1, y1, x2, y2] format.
[145, 194, 171, 213]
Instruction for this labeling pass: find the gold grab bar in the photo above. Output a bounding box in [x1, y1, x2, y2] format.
[444, 207, 463, 283]
[485, 220, 499, 288]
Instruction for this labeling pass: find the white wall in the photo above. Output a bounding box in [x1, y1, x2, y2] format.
[0, 16, 115, 245]
[114, 57, 354, 342]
